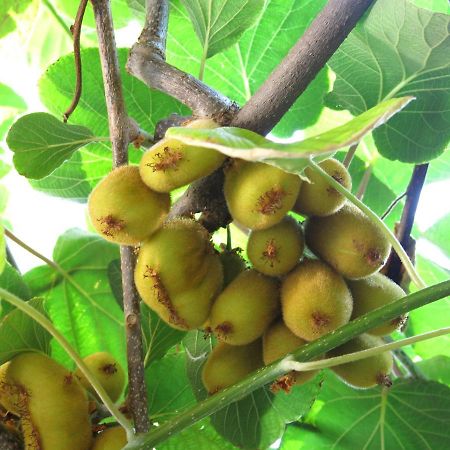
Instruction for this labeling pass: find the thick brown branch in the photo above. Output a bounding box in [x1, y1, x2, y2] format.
[91, 0, 150, 433]
[232, 0, 376, 134]
[386, 164, 429, 285]
[126, 0, 238, 121]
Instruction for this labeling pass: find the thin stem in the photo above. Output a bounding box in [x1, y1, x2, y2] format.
[63, 0, 89, 122]
[42, 0, 72, 38]
[381, 191, 407, 220]
[343, 143, 359, 168]
[356, 164, 372, 200]
[124, 280, 450, 449]
[5, 244, 19, 271]
[0, 288, 133, 438]
[91, 0, 150, 433]
[307, 158, 426, 289]
[5, 228, 122, 324]
[284, 327, 450, 373]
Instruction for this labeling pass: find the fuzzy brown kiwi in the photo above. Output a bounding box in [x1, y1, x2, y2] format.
[88, 165, 170, 245]
[247, 215, 304, 276]
[208, 269, 280, 345]
[329, 334, 393, 388]
[281, 259, 353, 341]
[224, 160, 301, 230]
[305, 202, 391, 279]
[201, 340, 263, 394]
[293, 158, 351, 217]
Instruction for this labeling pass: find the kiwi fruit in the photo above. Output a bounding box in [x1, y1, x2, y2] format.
[305, 203, 391, 279]
[348, 273, 407, 336]
[329, 334, 393, 388]
[135, 218, 223, 329]
[247, 215, 304, 276]
[202, 340, 263, 394]
[92, 426, 127, 450]
[0, 352, 92, 450]
[293, 158, 351, 217]
[218, 248, 247, 287]
[281, 259, 353, 341]
[209, 269, 280, 345]
[74, 351, 125, 403]
[139, 119, 225, 193]
[88, 165, 170, 245]
[263, 320, 318, 388]
[224, 160, 301, 230]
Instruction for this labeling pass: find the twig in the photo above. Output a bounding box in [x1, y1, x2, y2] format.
[356, 165, 372, 200]
[231, 0, 376, 134]
[343, 143, 359, 168]
[91, 0, 150, 433]
[126, 0, 238, 121]
[381, 191, 407, 220]
[63, 0, 89, 122]
[5, 244, 19, 271]
[386, 164, 429, 285]
[170, 0, 376, 230]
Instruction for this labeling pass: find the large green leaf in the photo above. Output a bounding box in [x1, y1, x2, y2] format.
[35, 48, 187, 201]
[6, 112, 95, 179]
[327, 0, 450, 163]
[0, 0, 33, 39]
[419, 355, 450, 386]
[280, 372, 450, 450]
[168, 0, 329, 136]
[0, 297, 51, 365]
[166, 97, 413, 174]
[23, 229, 126, 369]
[412, 0, 450, 14]
[184, 331, 321, 449]
[180, 0, 264, 58]
[0, 263, 31, 318]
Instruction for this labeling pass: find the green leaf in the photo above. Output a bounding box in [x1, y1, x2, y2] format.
[0, 83, 27, 110]
[0, 263, 32, 318]
[166, 97, 413, 173]
[412, 0, 450, 14]
[327, 0, 450, 163]
[408, 256, 450, 359]
[183, 331, 321, 449]
[418, 356, 450, 386]
[0, 0, 33, 39]
[0, 297, 51, 365]
[23, 229, 125, 369]
[168, 0, 329, 135]
[6, 112, 95, 179]
[107, 259, 123, 308]
[146, 352, 196, 420]
[141, 304, 186, 368]
[424, 214, 450, 257]
[180, 0, 264, 58]
[35, 48, 187, 201]
[281, 372, 450, 450]
[0, 225, 5, 275]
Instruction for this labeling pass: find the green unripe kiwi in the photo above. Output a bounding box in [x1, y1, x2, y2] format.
[247, 215, 304, 276]
[0, 352, 91, 450]
[88, 165, 170, 245]
[209, 269, 280, 345]
[305, 203, 391, 279]
[135, 219, 223, 330]
[329, 334, 393, 388]
[348, 273, 406, 336]
[224, 160, 301, 230]
[293, 158, 351, 217]
[263, 320, 318, 387]
[139, 119, 225, 193]
[281, 259, 353, 341]
[202, 340, 263, 394]
[218, 248, 247, 287]
[74, 352, 125, 403]
[92, 426, 127, 450]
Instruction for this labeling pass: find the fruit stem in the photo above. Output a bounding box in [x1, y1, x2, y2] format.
[4, 228, 123, 325]
[122, 280, 450, 449]
[0, 288, 134, 438]
[282, 327, 450, 373]
[307, 158, 426, 289]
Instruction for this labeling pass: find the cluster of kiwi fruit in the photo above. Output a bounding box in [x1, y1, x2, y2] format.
[86, 118, 405, 398]
[0, 351, 127, 449]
